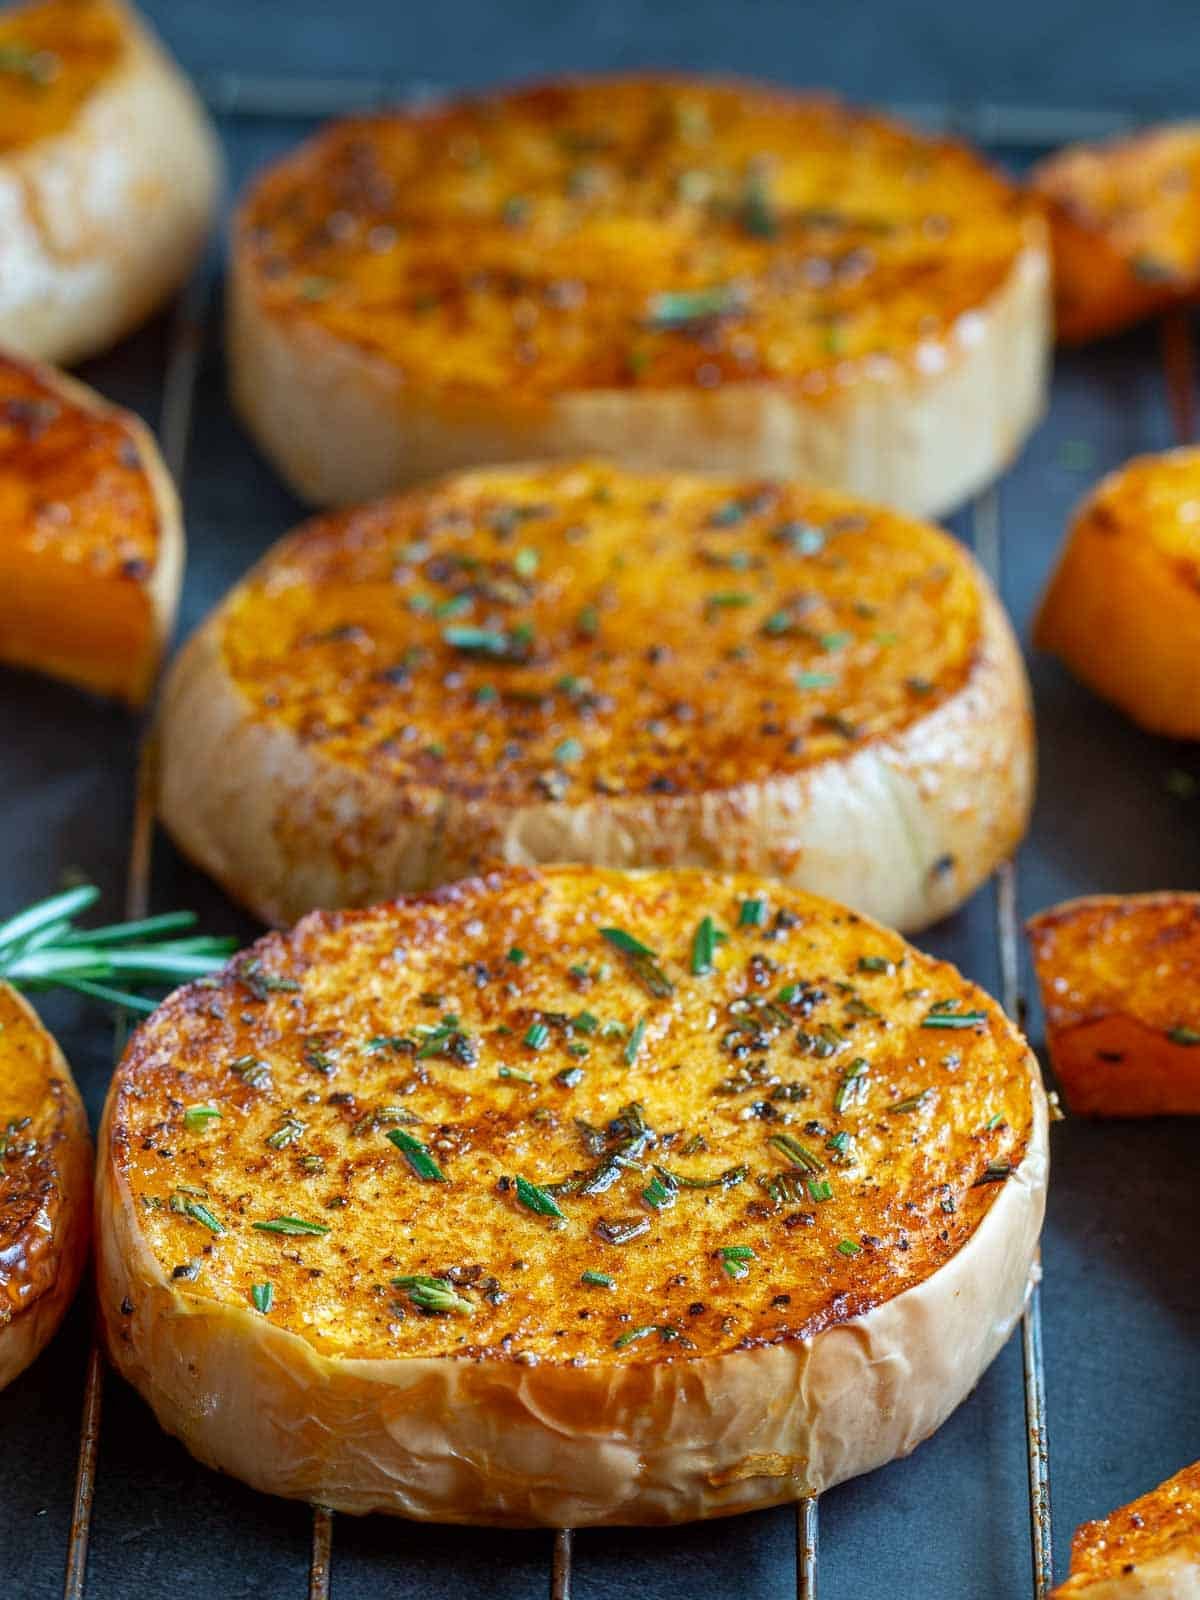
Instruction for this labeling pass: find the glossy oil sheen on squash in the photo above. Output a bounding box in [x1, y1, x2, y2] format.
[0, 0, 125, 153]
[106, 866, 1038, 1364]
[0, 353, 173, 703]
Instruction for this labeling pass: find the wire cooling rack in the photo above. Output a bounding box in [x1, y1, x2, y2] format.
[0, 82, 1196, 1600]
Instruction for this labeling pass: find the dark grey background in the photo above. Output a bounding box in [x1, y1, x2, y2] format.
[0, 5, 1198, 1599]
[138, 0, 1200, 117]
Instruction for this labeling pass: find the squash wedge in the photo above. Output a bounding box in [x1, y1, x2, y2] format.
[0, 350, 183, 705]
[1033, 448, 1200, 740]
[1052, 1460, 1200, 1598]
[1027, 893, 1200, 1117]
[1033, 122, 1200, 343]
[0, 980, 91, 1389]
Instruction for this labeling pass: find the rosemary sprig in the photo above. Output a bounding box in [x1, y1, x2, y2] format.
[0, 885, 235, 1014]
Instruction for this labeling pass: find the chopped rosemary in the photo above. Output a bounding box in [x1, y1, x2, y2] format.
[857, 956, 894, 974]
[833, 1058, 870, 1113]
[738, 898, 767, 928]
[836, 1238, 862, 1257]
[252, 1216, 330, 1236]
[251, 1282, 273, 1314]
[581, 1269, 615, 1288]
[719, 1243, 755, 1279]
[265, 1113, 306, 1149]
[645, 285, 741, 329]
[690, 914, 718, 975]
[808, 1178, 833, 1203]
[387, 1129, 448, 1182]
[769, 1133, 825, 1173]
[515, 1175, 566, 1218]
[524, 1021, 550, 1050]
[973, 1161, 1012, 1186]
[595, 1215, 651, 1245]
[887, 1090, 931, 1114]
[392, 1275, 475, 1315]
[1167, 1026, 1200, 1046]
[641, 1172, 676, 1211]
[599, 927, 674, 998]
[172, 1194, 224, 1234]
[499, 1064, 536, 1084]
[922, 1004, 987, 1030]
[613, 1324, 657, 1349]
[183, 1104, 221, 1131]
[507, 946, 526, 964]
[624, 1017, 647, 1066]
[795, 670, 836, 690]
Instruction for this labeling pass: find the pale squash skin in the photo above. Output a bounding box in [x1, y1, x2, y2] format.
[0, 0, 221, 366]
[158, 460, 1034, 932]
[1027, 894, 1200, 1118]
[1033, 122, 1200, 344]
[97, 865, 1048, 1526]
[1034, 448, 1200, 740]
[230, 74, 1049, 513]
[1052, 1461, 1200, 1599]
[0, 349, 183, 705]
[0, 981, 92, 1390]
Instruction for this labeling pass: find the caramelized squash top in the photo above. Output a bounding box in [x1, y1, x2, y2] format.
[1028, 894, 1200, 1042]
[108, 866, 1038, 1364]
[1035, 124, 1200, 290]
[237, 75, 1038, 401]
[0, 353, 160, 581]
[1057, 1460, 1200, 1594]
[1070, 446, 1200, 581]
[218, 462, 986, 802]
[0, 0, 125, 154]
[0, 982, 84, 1322]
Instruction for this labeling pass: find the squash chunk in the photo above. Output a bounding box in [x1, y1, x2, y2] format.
[0, 352, 182, 705]
[1033, 122, 1200, 342]
[1028, 893, 1200, 1117]
[1033, 448, 1200, 740]
[1052, 1460, 1200, 1597]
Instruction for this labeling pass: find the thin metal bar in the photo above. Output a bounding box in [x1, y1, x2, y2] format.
[309, 1507, 333, 1600]
[550, 1528, 573, 1600]
[974, 488, 1055, 1599]
[1161, 310, 1197, 444]
[1022, 1284, 1054, 1599]
[62, 261, 210, 1600]
[62, 1344, 105, 1600]
[796, 1496, 819, 1600]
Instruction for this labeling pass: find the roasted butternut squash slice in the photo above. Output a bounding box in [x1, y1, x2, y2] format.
[0, 351, 183, 704]
[0, 980, 91, 1389]
[0, 0, 220, 365]
[158, 461, 1034, 932]
[230, 74, 1049, 513]
[1027, 893, 1200, 1117]
[1034, 448, 1200, 740]
[97, 864, 1047, 1526]
[1052, 1460, 1200, 1597]
[1033, 122, 1200, 343]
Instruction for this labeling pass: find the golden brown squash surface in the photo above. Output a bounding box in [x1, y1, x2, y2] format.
[1052, 1460, 1200, 1598]
[0, 351, 182, 704]
[1028, 894, 1200, 1117]
[0, 0, 124, 150]
[230, 75, 1048, 509]
[159, 461, 1034, 930]
[1034, 448, 1200, 739]
[97, 866, 1047, 1524]
[0, 980, 91, 1389]
[1034, 123, 1200, 343]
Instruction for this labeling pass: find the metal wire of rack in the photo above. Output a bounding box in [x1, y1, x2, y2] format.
[50, 82, 1194, 1600]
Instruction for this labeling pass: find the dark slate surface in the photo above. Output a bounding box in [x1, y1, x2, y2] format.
[0, 27, 1198, 1600]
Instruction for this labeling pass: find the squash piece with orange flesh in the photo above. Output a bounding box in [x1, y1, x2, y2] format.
[0, 352, 182, 705]
[1033, 448, 1200, 740]
[1027, 893, 1200, 1117]
[1033, 122, 1200, 343]
[1051, 1460, 1200, 1597]
[0, 980, 91, 1390]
